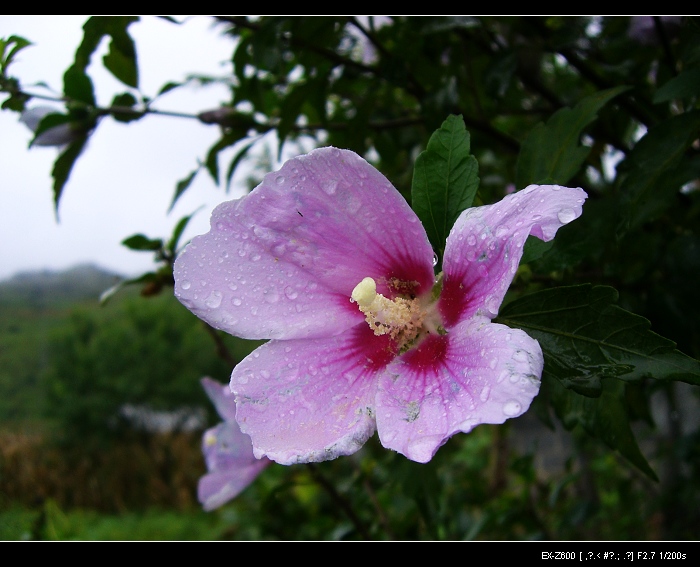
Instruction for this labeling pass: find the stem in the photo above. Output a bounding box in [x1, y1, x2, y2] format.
[306, 463, 371, 540]
[202, 322, 238, 368]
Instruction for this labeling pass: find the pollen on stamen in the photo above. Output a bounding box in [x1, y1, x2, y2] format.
[350, 277, 426, 347]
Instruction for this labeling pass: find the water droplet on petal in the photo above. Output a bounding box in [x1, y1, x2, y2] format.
[232, 297, 242, 306]
[264, 289, 280, 304]
[512, 350, 528, 363]
[467, 234, 476, 246]
[321, 179, 338, 195]
[284, 286, 299, 300]
[205, 291, 222, 309]
[180, 280, 191, 290]
[275, 175, 285, 185]
[432, 252, 439, 267]
[479, 385, 491, 402]
[503, 400, 522, 416]
[557, 208, 576, 224]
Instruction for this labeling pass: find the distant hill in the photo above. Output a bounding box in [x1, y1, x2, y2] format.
[0, 264, 124, 307]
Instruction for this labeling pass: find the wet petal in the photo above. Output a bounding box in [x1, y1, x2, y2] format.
[175, 147, 435, 340]
[231, 324, 396, 464]
[375, 319, 542, 463]
[439, 184, 587, 327]
[201, 376, 237, 422]
[198, 422, 270, 511]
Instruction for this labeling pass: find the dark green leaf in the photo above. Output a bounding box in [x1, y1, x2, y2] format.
[653, 68, 700, 103]
[205, 131, 246, 184]
[497, 284, 700, 397]
[616, 110, 700, 236]
[167, 210, 201, 254]
[168, 167, 200, 213]
[110, 92, 141, 123]
[63, 65, 95, 106]
[103, 36, 138, 88]
[544, 375, 658, 481]
[121, 234, 163, 251]
[411, 114, 479, 265]
[225, 139, 258, 191]
[515, 86, 629, 187]
[157, 81, 182, 97]
[52, 137, 88, 215]
[1, 35, 32, 74]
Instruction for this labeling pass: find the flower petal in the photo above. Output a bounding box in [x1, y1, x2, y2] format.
[198, 422, 270, 511]
[439, 184, 587, 327]
[201, 376, 237, 423]
[175, 147, 435, 340]
[231, 324, 396, 464]
[375, 319, 542, 463]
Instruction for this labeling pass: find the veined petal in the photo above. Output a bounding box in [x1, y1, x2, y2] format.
[231, 324, 396, 465]
[439, 184, 587, 327]
[175, 147, 435, 340]
[375, 319, 542, 463]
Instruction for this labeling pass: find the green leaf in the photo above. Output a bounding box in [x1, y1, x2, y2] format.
[73, 17, 139, 88]
[1, 35, 32, 74]
[205, 131, 246, 185]
[52, 137, 88, 215]
[121, 234, 163, 251]
[411, 114, 479, 266]
[225, 139, 258, 191]
[653, 68, 700, 103]
[616, 110, 700, 236]
[168, 167, 201, 213]
[544, 375, 658, 481]
[515, 86, 629, 187]
[156, 81, 181, 97]
[110, 92, 140, 123]
[63, 65, 95, 106]
[103, 33, 139, 88]
[167, 210, 201, 254]
[497, 284, 700, 397]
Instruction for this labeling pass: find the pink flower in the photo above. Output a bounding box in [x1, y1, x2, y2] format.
[198, 377, 270, 510]
[175, 148, 586, 464]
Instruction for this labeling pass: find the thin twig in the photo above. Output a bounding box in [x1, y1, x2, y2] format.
[306, 463, 371, 540]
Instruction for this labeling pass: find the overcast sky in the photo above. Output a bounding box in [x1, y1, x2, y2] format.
[0, 16, 267, 281]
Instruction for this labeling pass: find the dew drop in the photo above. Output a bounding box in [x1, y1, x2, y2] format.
[432, 252, 439, 267]
[205, 291, 222, 309]
[557, 208, 576, 224]
[275, 175, 285, 185]
[180, 280, 191, 290]
[479, 385, 491, 402]
[467, 234, 476, 246]
[321, 179, 338, 195]
[232, 297, 242, 306]
[503, 400, 522, 416]
[264, 289, 280, 304]
[512, 350, 528, 363]
[284, 286, 299, 300]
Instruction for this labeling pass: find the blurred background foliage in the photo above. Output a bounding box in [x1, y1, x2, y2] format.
[1, 16, 700, 540]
